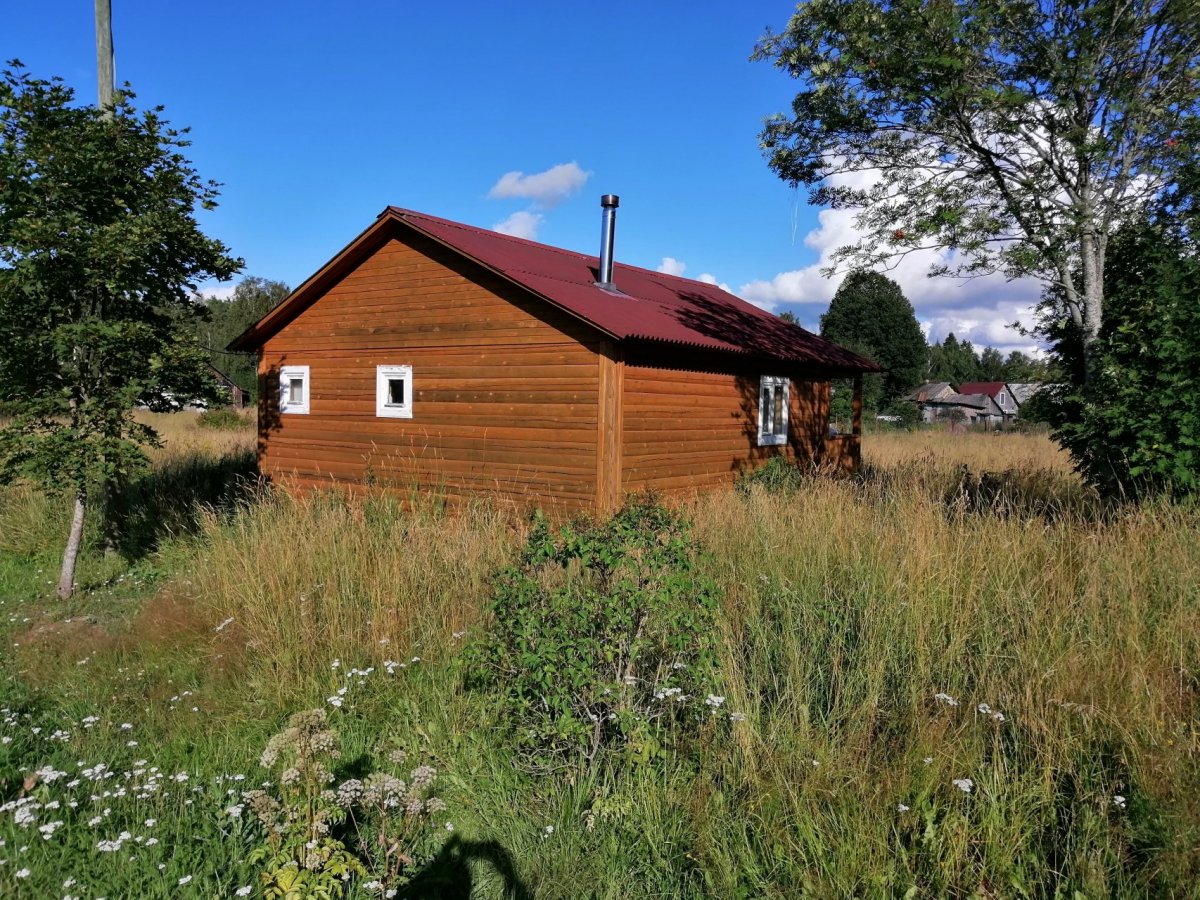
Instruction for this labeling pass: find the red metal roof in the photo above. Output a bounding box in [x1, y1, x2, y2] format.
[957, 381, 1008, 397]
[229, 206, 879, 374]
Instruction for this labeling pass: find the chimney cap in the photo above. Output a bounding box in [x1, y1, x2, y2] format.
[600, 194, 620, 208]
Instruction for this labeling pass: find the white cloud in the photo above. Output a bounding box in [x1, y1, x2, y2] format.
[488, 162, 590, 208]
[657, 257, 687, 276]
[196, 282, 238, 301]
[697, 273, 732, 293]
[738, 165, 1044, 347]
[492, 210, 543, 240]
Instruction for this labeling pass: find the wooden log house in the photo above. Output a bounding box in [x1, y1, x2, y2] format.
[228, 198, 878, 513]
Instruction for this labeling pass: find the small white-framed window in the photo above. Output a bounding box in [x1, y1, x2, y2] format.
[279, 365, 310, 415]
[376, 365, 413, 419]
[758, 375, 790, 446]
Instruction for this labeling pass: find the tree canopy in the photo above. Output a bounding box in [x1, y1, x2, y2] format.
[0, 65, 241, 595]
[756, 0, 1200, 383]
[820, 269, 927, 403]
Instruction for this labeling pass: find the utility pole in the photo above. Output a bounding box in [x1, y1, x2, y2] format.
[95, 0, 114, 116]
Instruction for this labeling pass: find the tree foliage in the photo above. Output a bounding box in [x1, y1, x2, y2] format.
[820, 269, 926, 406]
[756, 0, 1200, 382]
[925, 334, 1054, 385]
[1041, 221, 1199, 498]
[0, 65, 241, 594]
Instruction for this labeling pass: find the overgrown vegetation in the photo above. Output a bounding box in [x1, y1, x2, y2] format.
[1, 416, 1198, 897]
[472, 498, 723, 769]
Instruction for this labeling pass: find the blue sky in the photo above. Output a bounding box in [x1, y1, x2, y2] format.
[5, 0, 1040, 352]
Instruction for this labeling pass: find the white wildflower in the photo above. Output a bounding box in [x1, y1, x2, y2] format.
[1113, 795, 1127, 809]
[952, 778, 975, 794]
[934, 692, 959, 707]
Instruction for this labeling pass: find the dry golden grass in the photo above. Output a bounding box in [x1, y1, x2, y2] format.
[864, 427, 1074, 474]
[136, 410, 256, 461]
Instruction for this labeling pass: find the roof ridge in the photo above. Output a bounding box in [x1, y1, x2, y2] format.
[389, 205, 745, 295]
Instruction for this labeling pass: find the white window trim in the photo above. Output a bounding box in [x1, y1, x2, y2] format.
[376, 365, 413, 419]
[758, 375, 790, 446]
[279, 365, 310, 415]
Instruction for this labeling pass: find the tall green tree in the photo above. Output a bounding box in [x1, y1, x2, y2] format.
[820, 269, 926, 408]
[195, 276, 289, 400]
[756, 0, 1200, 387]
[1040, 221, 1199, 497]
[926, 333, 980, 384]
[0, 66, 242, 597]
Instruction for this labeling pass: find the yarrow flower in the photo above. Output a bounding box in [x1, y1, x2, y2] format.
[934, 692, 960, 707]
[952, 778, 975, 794]
[704, 695, 726, 708]
[897, 803, 910, 812]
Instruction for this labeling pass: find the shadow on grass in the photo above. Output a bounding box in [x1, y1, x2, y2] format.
[405, 836, 531, 900]
[110, 447, 262, 561]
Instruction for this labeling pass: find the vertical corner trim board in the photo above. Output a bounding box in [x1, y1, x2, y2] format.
[596, 343, 625, 514]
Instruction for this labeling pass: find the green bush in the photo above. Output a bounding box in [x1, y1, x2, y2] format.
[197, 407, 250, 430]
[473, 495, 724, 769]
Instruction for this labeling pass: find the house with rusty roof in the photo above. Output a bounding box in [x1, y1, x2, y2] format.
[228, 196, 878, 512]
[958, 382, 1019, 419]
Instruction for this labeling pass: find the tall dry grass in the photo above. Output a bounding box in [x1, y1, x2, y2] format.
[111, 421, 1199, 893]
[685, 470, 1200, 894]
[865, 427, 1074, 474]
[189, 491, 521, 703]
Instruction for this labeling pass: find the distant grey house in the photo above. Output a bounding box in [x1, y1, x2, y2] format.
[958, 382, 1019, 419]
[925, 392, 1005, 426]
[1008, 382, 1047, 408]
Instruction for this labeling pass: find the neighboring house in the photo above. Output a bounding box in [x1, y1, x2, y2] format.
[228, 198, 878, 513]
[1008, 382, 1047, 409]
[908, 382, 956, 422]
[917, 391, 1005, 426]
[958, 381, 1019, 419]
[207, 364, 248, 409]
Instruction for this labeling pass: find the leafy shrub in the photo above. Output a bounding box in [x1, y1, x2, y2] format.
[197, 407, 250, 430]
[244, 709, 448, 898]
[473, 495, 723, 769]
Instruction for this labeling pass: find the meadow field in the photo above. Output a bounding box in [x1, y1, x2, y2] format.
[1, 415, 1197, 898]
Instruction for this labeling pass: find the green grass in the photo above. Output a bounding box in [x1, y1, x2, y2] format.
[1, 421, 1198, 897]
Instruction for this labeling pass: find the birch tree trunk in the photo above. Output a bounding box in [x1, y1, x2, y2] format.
[58, 491, 87, 600]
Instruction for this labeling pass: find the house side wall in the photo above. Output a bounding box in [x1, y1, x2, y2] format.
[257, 235, 602, 511]
[620, 363, 831, 495]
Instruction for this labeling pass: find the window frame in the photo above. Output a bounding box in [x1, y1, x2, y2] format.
[757, 375, 790, 447]
[278, 365, 310, 415]
[375, 364, 414, 419]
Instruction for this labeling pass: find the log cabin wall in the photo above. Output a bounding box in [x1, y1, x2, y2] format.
[620, 351, 832, 496]
[256, 232, 605, 511]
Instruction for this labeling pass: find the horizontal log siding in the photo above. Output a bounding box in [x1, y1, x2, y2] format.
[258, 236, 601, 510]
[621, 366, 830, 495]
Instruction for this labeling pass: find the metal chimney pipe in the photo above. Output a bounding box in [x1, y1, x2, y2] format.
[597, 194, 619, 287]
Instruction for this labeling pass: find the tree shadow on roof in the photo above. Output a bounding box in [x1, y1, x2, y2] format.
[669, 290, 872, 373]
